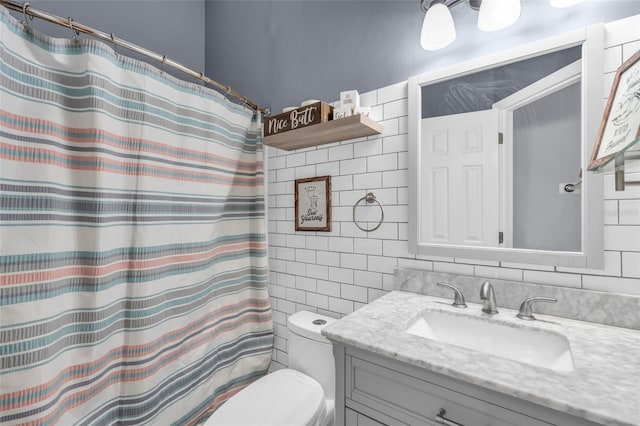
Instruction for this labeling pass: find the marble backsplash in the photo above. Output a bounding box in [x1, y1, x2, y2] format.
[394, 268, 640, 330]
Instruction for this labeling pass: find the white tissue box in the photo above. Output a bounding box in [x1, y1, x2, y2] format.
[340, 90, 360, 109]
[354, 106, 371, 116]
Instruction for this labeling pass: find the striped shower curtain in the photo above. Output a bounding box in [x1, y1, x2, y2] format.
[0, 6, 272, 425]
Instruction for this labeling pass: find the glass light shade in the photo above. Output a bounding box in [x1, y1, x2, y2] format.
[478, 0, 521, 32]
[550, 0, 585, 7]
[420, 2, 456, 51]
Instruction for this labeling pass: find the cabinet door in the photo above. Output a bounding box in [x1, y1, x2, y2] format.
[347, 356, 551, 426]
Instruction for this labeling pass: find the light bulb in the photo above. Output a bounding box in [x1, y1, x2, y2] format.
[550, 0, 585, 7]
[420, 2, 456, 51]
[478, 0, 521, 32]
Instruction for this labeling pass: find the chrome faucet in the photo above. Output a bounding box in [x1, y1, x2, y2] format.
[436, 282, 467, 308]
[479, 281, 499, 314]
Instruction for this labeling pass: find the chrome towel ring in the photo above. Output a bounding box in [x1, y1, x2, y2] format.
[353, 192, 384, 232]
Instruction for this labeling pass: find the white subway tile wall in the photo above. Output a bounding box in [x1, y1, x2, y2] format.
[266, 17, 640, 369]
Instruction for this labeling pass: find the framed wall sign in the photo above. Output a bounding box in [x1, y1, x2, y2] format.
[588, 49, 640, 171]
[295, 176, 331, 232]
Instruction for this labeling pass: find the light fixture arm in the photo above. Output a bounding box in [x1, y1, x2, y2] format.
[420, 0, 481, 14]
[468, 0, 482, 10]
[419, 0, 432, 14]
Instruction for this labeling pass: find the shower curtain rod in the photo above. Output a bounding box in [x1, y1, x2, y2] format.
[1, 0, 268, 115]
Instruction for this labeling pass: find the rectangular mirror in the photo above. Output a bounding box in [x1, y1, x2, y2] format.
[408, 25, 605, 268]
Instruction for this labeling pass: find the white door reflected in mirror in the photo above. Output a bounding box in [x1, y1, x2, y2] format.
[421, 109, 500, 247]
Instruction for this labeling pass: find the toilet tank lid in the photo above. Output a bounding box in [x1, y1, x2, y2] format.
[288, 311, 337, 342]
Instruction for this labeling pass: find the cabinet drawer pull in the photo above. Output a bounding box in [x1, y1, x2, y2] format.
[435, 408, 464, 426]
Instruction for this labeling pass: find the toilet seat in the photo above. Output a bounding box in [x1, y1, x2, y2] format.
[205, 369, 327, 426]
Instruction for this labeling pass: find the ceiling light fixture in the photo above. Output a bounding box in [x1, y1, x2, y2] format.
[420, 0, 457, 50]
[477, 0, 521, 32]
[420, 0, 584, 51]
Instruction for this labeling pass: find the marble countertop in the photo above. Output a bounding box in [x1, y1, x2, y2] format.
[322, 290, 640, 426]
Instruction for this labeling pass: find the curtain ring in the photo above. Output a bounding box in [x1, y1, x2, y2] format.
[67, 17, 79, 38]
[160, 55, 167, 74]
[110, 33, 118, 56]
[22, 2, 33, 25]
[353, 192, 384, 232]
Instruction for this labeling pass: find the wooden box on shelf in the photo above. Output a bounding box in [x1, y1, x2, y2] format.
[264, 102, 333, 137]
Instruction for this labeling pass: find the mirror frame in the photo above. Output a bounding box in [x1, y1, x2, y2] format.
[408, 25, 605, 269]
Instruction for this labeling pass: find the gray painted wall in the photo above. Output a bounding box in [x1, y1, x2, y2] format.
[8, 0, 206, 76]
[9, 1, 639, 112]
[204, 0, 640, 113]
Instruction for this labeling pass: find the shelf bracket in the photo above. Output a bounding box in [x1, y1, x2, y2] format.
[615, 151, 640, 191]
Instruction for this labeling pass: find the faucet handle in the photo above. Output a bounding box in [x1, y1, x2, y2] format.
[437, 282, 467, 308]
[516, 297, 557, 321]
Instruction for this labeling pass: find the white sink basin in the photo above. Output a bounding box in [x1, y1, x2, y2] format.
[406, 309, 575, 372]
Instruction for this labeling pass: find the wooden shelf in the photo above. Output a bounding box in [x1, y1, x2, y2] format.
[263, 114, 383, 151]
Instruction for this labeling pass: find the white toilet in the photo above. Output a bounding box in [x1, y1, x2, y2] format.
[205, 310, 337, 426]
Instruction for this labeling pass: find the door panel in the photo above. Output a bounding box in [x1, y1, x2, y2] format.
[421, 109, 500, 247]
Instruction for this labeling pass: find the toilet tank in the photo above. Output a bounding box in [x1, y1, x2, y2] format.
[287, 311, 337, 400]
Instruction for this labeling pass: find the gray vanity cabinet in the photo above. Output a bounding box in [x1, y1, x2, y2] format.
[345, 408, 386, 426]
[333, 344, 601, 426]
